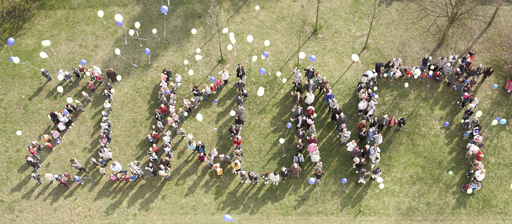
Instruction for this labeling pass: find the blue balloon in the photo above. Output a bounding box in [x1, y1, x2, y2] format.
[160, 5, 169, 14]
[372, 93, 375, 97]
[341, 178, 347, 184]
[116, 21, 123, 26]
[144, 48, 151, 55]
[62, 109, 68, 115]
[500, 119, 506, 125]
[308, 177, 315, 184]
[165, 90, 170, 95]
[259, 68, 266, 75]
[262, 51, 269, 58]
[223, 214, 234, 222]
[56, 140, 61, 145]
[495, 117, 500, 121]
[429, 74, 433, 78]
[214, 99, 218, 103]
[464, 80, 469, 84]
[80, 59, 87, 66]
[493, 84, 498, 89]
[9, 56, 13, 62]
[286, 123, 292, 129]
[444, 122, 449, 127]
[7, 37, 14, 46]
[210, 77, 215, 82]
[309, 55, 316, 62]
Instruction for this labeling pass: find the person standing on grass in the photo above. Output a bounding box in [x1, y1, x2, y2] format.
[354, 157, 366, 173]
[234, 115, 244, 129]
[325, 90, 334, 108]
[270, 171, 280, 185]
[28, 147, 40, 160]
[31, 173, 43, 184]
[387, 116, 397, 131]
[293, 152, 305, 167]
[219, 69, 229, 87]
[234, 79, 245, 92]
[70, 158, 87, 172]
[231, 160, 241, 174]
[41, 69, 53, 82]
[26, 155, 41, 172]
[378, 114, 389, 131]
[248, 171, 259, 184]
[358, 128, 367, 144]
[420, 55, 429, 71]
[106, 68, 117, 83]
[371, 153, 380, 169]
[396, 117, 406, 131]
[235, 105, 246, 119]
[233, 136, 242, 150]
[358, 169, 371, 184]
[236, 64, 246, 81]
[281, 167, 290, 183]
[473, 169, 485, 182]
[103, 90, 113, 102]
[290, 163, 302, 179]
[313, 169, 325, 184]
[236, 92, 244, 106]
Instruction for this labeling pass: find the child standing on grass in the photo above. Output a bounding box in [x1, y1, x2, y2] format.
[45, 173, 55, 183]
[29, 147, 40, 160]
[270, 171, 280, 185]
[261, 171, 270, 184]
[31, 173, 43, 184]
[87, 81, 96, 92]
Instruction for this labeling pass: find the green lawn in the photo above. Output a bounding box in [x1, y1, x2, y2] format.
[1, 0, 512, 222]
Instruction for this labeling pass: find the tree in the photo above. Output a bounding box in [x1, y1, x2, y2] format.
[362, 0, 390, 51]
[208, 0, 223, 61]
[416, 0, 481, 51]
[314, 0, 325, 32]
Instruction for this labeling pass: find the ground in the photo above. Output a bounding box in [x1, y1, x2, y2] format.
[1, 0, 512, 223]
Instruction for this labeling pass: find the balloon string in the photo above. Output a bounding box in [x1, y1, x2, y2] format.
[200, 121, 216, 130]
[198, 61, 207, 74]
[167, 0, 170, 5]
[130, 36, 148, 41]
[48, 58, 57, 73]
[101, 18, 105, 24]
[245, 43, 251, 63]
[136, 30, 142, 47]
[153, 33, 160, 41]
[49, 46, 56, 55]
[163, 14, 167, 38]
[119, 55, 137, 67]
[260, 74, 270, 91]
[148, 55, 151, 64]
[124, 29, 127, 45]
[234, 213, 247, 222]
[21, 61, 38, 70]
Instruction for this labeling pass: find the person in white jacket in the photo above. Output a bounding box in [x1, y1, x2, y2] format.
[269, 171, 280, 185]
[110, 162, 127, 174]
[219, 69, 229, 87]
[473, 169, 485, 182]
[466, 143, 480, 159]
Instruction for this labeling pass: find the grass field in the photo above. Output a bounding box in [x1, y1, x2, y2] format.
[1, 0, 512, 222]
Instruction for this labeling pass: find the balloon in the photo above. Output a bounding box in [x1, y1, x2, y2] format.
[299, 52, 305, 59]
[404, 83, 409, 88]
[279, 138, 285, 144]
[9, 56, 14, 62]
[493, 84, 498, 89]
[7, 37, 14, 46]
[165, 90, 170, 95]
[230, 38, 236, 44]
[465, 80, 469, 84]
[252, 56, 257, 62]
[247, 35, 254, 43]
[465, 188, 473, 194]
[414, 69, 421, 75]
[475, 111, 482, 117]
[492, 120, 498, 126]
[184, 60, 189, 65]
[376, 177, 383, 183]
[341, 178, 347, 184]
[57, 86, 63, 93]
[115, 48, 121, 55]
[116, 75, 122, 81]
[282, 78, 287, 83]
[374, 87, 377, 91]
[214, 99, 218, 103]
[379, 183, 384, 189]
[188, 70, 194, 76]
[255, 5, 260, 10]
[111, 89, 115, 94]
[230, 111, 236, 116]
[223, 214, 234, 222]
[276, 71, 281, 77]
[184, 112, 188, 117]
[372, 93, 376, 97]
[196, 48, 201, 53]
[262, 51, 269, 58]
[460, 119, 465, 123]
[227, 44, 233, 51]
[308, 177, 315, 184]
[66, 97, 73, 104]
[196, 113, 203, 122]
[161, 5, 169, 14]
[495, 117, 500, 121]
[56, 140, 61, 145]
[309, 55, 316, 62]
[116, 21, 123, 27]
[12, 57, 20, 64]
[114, 14, 123, 22]
[191, 28, 197, 35]
[222, 28, 228, 33]
[257, 89, 264, 97]
[152, 29, 157, 34]
[351, 54, 359, 62]
[444, 122, 449, 127]
[229, 32, 235, 39]
[39, 52, 48, 59]
[500, 119, 506, 125]
[448, 171, 453, 175]
[80, 59, 87, 66]
[210, 77, 215, 82]
[429, 74, 433, 78]
[97, 10, 104, 18]
[144, 48, 151, 55]
[129, 29, 135, 36]
[195, 55, 202, 61]
[41, 40, 50, 47]
[259, 68, 266, 75]
[313, 113, 317, 118]
[375, 94, 378, 99]
[57, 74, 64, 81]
[16, 130, 22, 136]
[134, 22, 140, 29]
[62, 109, 68, 115]
[383, 74, 388, 77]
[286, 123, 292, 129]
[264, 40, 270, 47]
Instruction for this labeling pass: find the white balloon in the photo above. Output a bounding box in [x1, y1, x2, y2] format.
[184, 60, 189, 65]
[247, 35, 254, 43]
[376, 177, 383, 183]
[56, 86, 64, 93]
[299, 52, 305, 59]
[227, 44, 233, 51]
[196, 48, 201, 53]
[39, 52, 48, 59]
[375, 94, 379, 99]
[134, 22, 141, 29]
[255, 5, 260, 11]
[252, 56, 257, 62]
[57, 74, 64, 81]
[66, 97, 73, 104]
[264, 40, 270, 47]
[191, 28, 197, 35]
[97, 10, 104, 18]
[195, 55, 202, 61]
[230, 111, 236, 116]
[12, 57, 20, 64]
[258, 89, 264, 96]
[279, 138, 285, 144]
[379, 183, 384, 189]
[351, 54, 359, 62]
[196, 113, 203, 122]
[129, 29, 135, 36]
[229, 32, 234, 39]
[46, 40, 51, 46]
[230, 38, 236, 44]
[276, 71, 281, 77]
[261, 55, 266, 59]
[282, 78, 287, 83]
[16, 130, 22, 136]
[114, 14, 123, 22]
[222, 28, 228, 33]
[184, 112, 189, 117]
[114, 48, 121, 55]
[152, 29, 157, 34]
[188, 70, 194, 76]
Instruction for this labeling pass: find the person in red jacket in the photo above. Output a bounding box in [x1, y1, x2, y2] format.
[28, 147, 40, 160]
[387, 116, 397, 131]
[475, 150, 484, 162]
[233, 136, 242, 150]
[160, 104, 168, 115]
